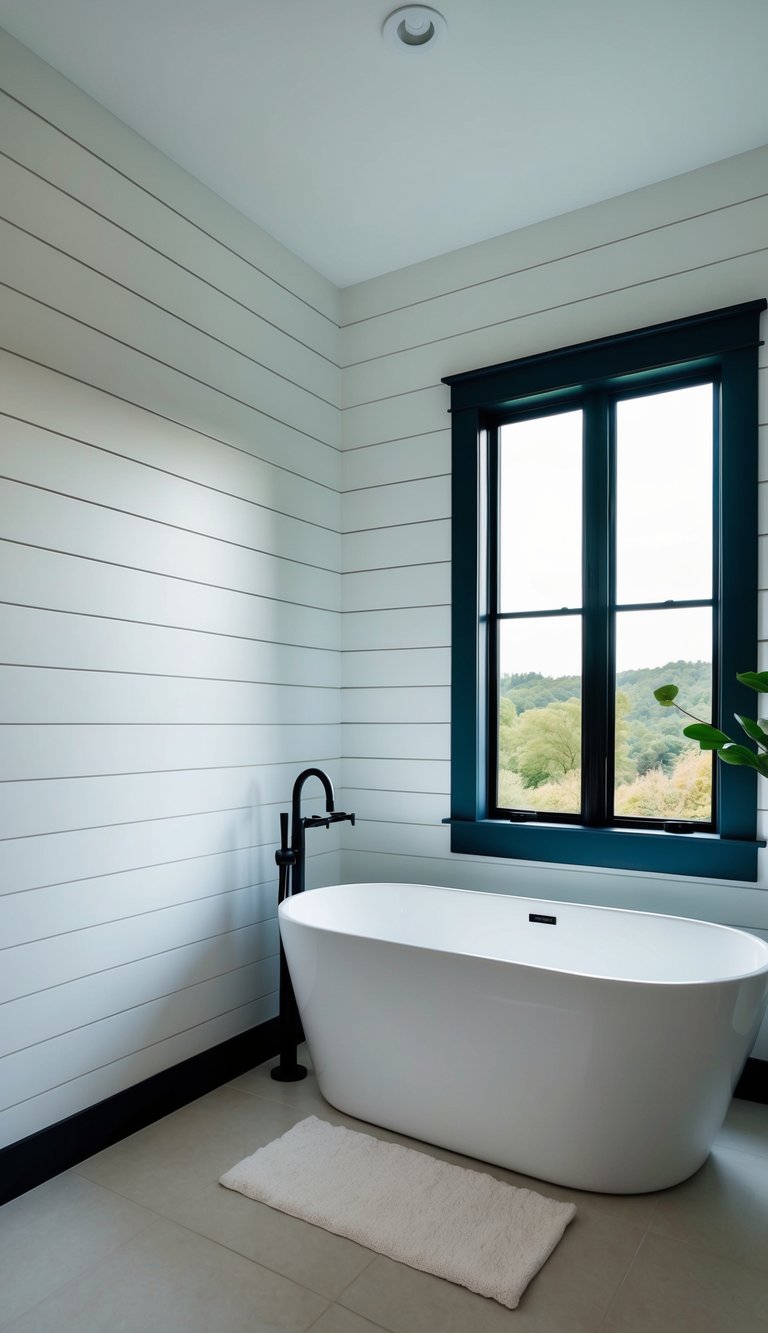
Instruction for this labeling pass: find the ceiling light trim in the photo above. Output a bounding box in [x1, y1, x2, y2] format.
[382, 6, 447, 54]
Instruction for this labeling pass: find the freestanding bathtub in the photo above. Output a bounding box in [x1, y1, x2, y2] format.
[278, 882, 768, 1193]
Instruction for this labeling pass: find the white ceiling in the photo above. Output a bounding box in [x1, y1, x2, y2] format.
[1, 0, 767, 287]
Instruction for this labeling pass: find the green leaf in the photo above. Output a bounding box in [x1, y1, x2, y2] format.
[736, 671, 768, 693]
[682, 723, 731, 750]
[718, 743, 763, 771]
[653, 684, 679, 706]
[735, 714, 768, 746]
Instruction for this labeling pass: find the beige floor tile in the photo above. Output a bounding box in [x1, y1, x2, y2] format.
[715, 1097, 768, 1158]
[648, 1144, 768, 1271]
[3, 1215, 328, 1333]
[308, 1306, 391, 1333]
[338, 1209, 645, 1333]
[0, 1172, 155, 1330]
[600, 1231, 768, 1333]
[164, 1177, 376, 1299]
[74, 1086, 307, 1214]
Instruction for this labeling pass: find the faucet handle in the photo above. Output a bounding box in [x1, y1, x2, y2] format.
[328, 810, 355, 826]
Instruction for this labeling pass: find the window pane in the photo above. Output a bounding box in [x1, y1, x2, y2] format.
[615, 385, 713, 605]
[613, 607, 712, 822]
[498, 617, 582, 814]
[499, 410, 582, 612]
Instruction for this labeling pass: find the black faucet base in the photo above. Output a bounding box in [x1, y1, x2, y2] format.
[270, 1062, 308, 1082]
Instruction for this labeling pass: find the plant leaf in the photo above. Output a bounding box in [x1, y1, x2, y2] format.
[736, 671, 768, 693]
[682, 723, 730, 750]
[653, 684, 679, 706]
[734, 714, 768, 746]
[717, 743, 763, 770]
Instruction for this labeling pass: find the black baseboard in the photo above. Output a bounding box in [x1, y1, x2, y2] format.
[0, 1017, 279, 1208]
[734, 1056, 768, 1105]
[2, 1029, 764, 1209]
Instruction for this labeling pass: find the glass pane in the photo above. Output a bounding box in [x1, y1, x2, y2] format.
[498, 617, 582, 814]
[499, 410, 582, 612]
[613, 607, 712, 822]
[616, 384, 713, 605]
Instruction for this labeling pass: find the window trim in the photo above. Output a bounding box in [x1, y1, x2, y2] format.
[443, 301, 766, 881]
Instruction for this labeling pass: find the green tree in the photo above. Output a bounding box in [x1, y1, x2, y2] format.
[508, 697, 581, 788]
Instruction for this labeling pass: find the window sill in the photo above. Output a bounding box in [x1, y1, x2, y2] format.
[446, 818, 764, 882]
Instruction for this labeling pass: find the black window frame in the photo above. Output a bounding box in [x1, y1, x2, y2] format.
[443, 301, 766, 881]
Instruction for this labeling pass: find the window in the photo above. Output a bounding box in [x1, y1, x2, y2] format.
[444, 301, 766, 881]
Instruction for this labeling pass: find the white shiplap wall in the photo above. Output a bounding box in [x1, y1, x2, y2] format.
[0, 30, 342, 1149]
[339, 145, 768, 1057]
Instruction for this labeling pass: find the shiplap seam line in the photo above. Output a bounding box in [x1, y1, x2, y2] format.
[0, 995, 278, 1114]
[1, 213, 340, 407]
[343, 560, 450, 574]
[0, 463, 339, 562]
[0, 840, 333, 900]
[341, 604, 449, 614]
[342, 245, 768, 391]
[0, 662, 340, 688]
[343, 472, 449, 494]
[0, 285, 341, 453]
[342, 645, 450, 653]
[0, 356, 341, 491]
[0, 600, 341, 654]
[0, 149, 342, 368]
[343, 427, 447, 454]
[343, 518, 448, 535]
[0, 955, 280, 1050]
[0, 757, 340, 785]
[340, 189, 768, 330]
[0, 90, 340, 328]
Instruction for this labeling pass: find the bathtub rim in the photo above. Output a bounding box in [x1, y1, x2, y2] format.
[278, 880, 768, 989]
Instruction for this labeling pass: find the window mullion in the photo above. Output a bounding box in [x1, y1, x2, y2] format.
[582, 392, 613, 825]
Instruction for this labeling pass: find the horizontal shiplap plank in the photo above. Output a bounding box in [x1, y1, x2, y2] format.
[343, 564, 450, 612]
[0, 992, 275, 1149]
[348, 820, 450, 859]
[342, 431, 449, 489]
[340, 148, 768, 325]
[0, 219, 340, 446]
[0, 479, 339, 609]
[341, 789, 447, 827]
[0, 768, 333, 842]
[343, 476, 450, 532]
[342, 687, 449, 725]
[341, 194, 768, 373]
[0, 546, 340, 649]
[0, 959, 277, 1113]
[0, 605, 340, 690]
[343, 254, 768, 411]
[0, 846, 341, 998]
[1, 350, 340, 508]
[341, 757, 449, 795]
[342, 723, 450, 761]
[0, 78, 338, 335]
[343, 519, 450, 572]
[0, 153, 339, 405]
[343, 606, 449, 652]
[0, 806, 343, 895]
[0, 724, 340, 782]
[1, 410, 340, 543]
[342, 646, 450, 689]
[0, 851, 276, 955]
[0, 668, 339, 727]
[341, 386, 449, 450]
[0, 288, 340, 487]
[0, 919, 280, 1059]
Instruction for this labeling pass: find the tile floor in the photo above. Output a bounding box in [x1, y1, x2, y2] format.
[1, 1049, 767, 1332]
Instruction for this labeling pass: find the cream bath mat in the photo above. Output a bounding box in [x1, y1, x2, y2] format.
[220, 1115, 576, 1309]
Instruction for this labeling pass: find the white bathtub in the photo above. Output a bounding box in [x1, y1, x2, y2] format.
[278, 882, 768, 1193]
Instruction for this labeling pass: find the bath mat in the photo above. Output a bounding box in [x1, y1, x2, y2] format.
[219, 1115, 576, 1309]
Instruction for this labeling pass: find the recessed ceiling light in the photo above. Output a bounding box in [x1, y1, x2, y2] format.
[382, 6, 447, 53]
